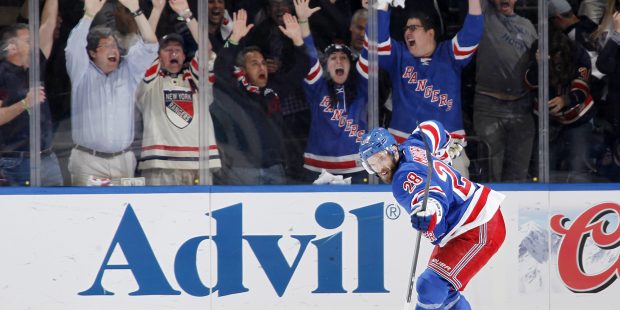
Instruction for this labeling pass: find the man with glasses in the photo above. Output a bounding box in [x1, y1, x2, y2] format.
[359, 120, 506, 310]
[371, 0, 483, 178]
[135, 0, 221, 185]
[65, 0, 158, 185]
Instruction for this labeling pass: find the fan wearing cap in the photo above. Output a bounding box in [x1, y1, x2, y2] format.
[292, 0, 369, 183]
[135, 0, 221, 185]
[358, 120, 506, 310]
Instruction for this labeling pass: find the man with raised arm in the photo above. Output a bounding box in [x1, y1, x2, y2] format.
[0, 0, 62, 186]
[65, 0, 158, 185]
[135, 0, 221, 185]
[371, 0, 484, 178]
[359, 120, 506, 310]
[210, 9, 308, 184]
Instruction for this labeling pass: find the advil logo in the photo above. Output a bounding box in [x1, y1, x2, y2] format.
[79, 202, 388, 297]
[549, 202, 620, 293]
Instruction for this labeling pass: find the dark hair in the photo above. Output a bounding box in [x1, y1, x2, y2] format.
[235, 46, 264, 67]
[86, 26, 121, 55]
[325, 57, 358, 110]
[549, 30, 575, 89]
[0, 23, 29, 60]
[406, 10, 438, 41]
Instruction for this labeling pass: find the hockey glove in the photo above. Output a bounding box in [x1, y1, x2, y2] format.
[447, 137, 465, 159]
[410, 198, 443, 232]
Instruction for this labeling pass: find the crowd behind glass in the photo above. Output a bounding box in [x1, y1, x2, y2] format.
[0, 0, 619, 186]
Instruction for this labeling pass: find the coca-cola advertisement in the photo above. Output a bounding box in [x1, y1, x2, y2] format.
[519, 191, 620, 309]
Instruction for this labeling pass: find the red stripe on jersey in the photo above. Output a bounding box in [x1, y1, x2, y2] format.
[420, 123, 440, 152]
[208, 74, 216, 84]
[571, 79, 590, 93]
[463, 187, 491, 226]
[394, 135, 407, 144]
[306, 62, 322, 81]
[453, 41, 477, 57]
[191, 58, 199, 71]
[144, 63, 159, 78]
[358, 59, 368, 74]
[142, 145, 218, 152]
[304, 157, 358, 170]
[378, 45, 391, 53]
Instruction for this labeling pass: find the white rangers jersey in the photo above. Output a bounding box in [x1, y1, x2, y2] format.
[136, 57, 221, 171]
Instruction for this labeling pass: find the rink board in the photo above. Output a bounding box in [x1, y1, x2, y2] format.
[0, 185, 618, 310]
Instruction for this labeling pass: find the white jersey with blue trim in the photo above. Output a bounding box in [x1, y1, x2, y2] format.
[301, 35, 369, 174]
[372, 10, 483, 143]
[392, 134, 504, 247]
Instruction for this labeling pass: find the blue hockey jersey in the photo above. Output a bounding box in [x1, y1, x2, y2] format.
[374, 10, 483, 142]
[392, 134, 504, 246]
[302, 35, 369, 174]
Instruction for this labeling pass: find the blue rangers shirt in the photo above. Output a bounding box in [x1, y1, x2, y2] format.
[373, 10, 483, 142]
[302, 35, 368, 174]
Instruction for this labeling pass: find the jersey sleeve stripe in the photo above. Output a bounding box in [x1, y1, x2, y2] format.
[452, 36, 478, 60]
[305, 60, 323, 84]
[356, 56, 369, 79]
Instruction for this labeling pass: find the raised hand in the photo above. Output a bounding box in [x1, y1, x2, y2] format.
[278, 13, 303, 46]
[117, 0, 140, 12]
[151, 0, 166, 12]
[84, 0, 106, 16]
[230, 9, 254, 43]
[168, 0, 190, 16]
[293, 0, 320, 21]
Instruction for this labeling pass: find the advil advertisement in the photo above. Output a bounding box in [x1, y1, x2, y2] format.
[0, 187, 618, 310]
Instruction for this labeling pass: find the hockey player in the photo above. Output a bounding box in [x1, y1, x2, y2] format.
[372, 0, 484, 177]
[294, 0, 369, 183]
[359, 120, 506, 310]
[136, 0, 221, 185]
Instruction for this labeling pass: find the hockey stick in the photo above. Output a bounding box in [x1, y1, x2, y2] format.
[403, 125, 434, 310]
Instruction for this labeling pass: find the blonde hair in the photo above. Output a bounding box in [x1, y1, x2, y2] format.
[591, 0, 619, 47]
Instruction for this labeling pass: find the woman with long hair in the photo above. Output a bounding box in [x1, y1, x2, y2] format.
[526, 30, 595, 181]
[294, 0, 369, 183]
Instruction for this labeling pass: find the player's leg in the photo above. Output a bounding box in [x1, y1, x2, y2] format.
[443, 289, 471, 310]
[414, 268, 451, 310]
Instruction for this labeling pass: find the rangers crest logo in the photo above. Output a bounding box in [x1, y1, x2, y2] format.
[164, 90, 194, 129]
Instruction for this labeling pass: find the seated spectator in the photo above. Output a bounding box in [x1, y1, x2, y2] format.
[244, 0, 311, 183]
[473, 0, 537, 182]
[0, 0, 62, 186]
[295, 0, 368, 183]
[526, 30, 595, 182]
[210, 9, 308, 184]
[65, 0, 158, 185]
[136, 0, 221, 185]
